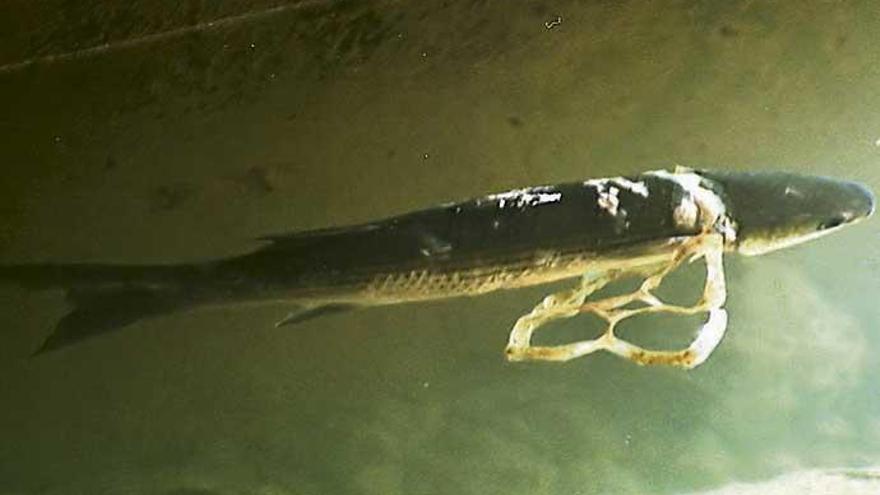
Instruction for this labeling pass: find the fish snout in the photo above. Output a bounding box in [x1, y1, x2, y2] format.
[826, 180, 876, 230]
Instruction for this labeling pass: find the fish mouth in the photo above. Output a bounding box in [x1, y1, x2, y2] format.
[856, 180, 876, 219]
[830, 179, 876, 225]
[821, 179, 875, 231]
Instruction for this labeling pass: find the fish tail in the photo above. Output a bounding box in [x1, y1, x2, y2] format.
[0, 262, 204, 354]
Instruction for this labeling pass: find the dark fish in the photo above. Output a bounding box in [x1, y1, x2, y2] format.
[0, 168, 873, 355]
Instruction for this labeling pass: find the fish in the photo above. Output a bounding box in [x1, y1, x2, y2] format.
[0, 167, 874, 364]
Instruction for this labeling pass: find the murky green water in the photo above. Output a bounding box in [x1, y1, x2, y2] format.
[1, 1, 879, 494]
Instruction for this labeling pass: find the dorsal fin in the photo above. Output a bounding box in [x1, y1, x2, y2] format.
[255, 223, 382, 251]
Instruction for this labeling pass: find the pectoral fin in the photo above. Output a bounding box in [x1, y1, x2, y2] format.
[274, 304, 357, 328]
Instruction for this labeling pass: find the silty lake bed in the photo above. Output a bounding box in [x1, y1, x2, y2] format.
[1, 1, 879, 494]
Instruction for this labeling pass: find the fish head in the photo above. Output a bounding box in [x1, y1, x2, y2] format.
[697, 170, 875, 256]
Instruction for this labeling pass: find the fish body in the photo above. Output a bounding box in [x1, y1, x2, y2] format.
[0, 168, 873, 353]
[216, 173, 700, 306]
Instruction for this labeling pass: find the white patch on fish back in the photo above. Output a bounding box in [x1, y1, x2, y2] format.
[488, 185, 562, 208]
[582, 178, 610, 190]
[584, 178, 644, 217]
[613, 177, 650, 197]
[673, 191, 699, 229]
[597, 185, 621, 216]
[647, 168, 737, 243]
[583, 177, 650, 198]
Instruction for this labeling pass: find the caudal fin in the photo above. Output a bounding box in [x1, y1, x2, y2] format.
[33, 287, 185, 355]
[0, 263, 197, 354]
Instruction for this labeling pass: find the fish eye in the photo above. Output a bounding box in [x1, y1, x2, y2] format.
[818, 215, 846, 230]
